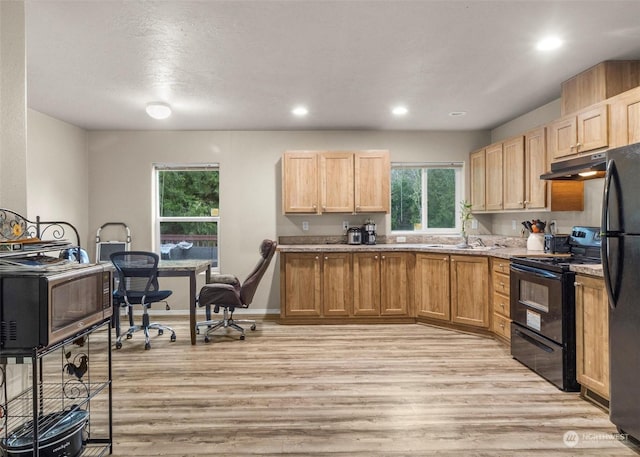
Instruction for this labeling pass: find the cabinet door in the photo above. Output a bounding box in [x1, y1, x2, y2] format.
[502, 136, 525, 210]
[470, 149, 486, 212]
[524, 127, 547, 210]
[610, 86, 640, 148]
[450, 255, 489, 328]
[380, 252, 411, 316]
[548, 116, 577, 160]
[415, 253, 450, 321]
[577, 104, 608, 152]
[282, 152, 319, 213]
[282, 253, 321, 317]
[485, 143, 503, 211]
[322, 253, 352, 316]
[354, 151, 390, 213]
[575, 275, 610, 399]
[320, 152, 354, 213]
[353, 252, 381, 316]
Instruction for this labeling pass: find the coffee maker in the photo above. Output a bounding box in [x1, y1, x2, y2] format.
[362, 219, 377, 245]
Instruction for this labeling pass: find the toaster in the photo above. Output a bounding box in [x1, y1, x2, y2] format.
[544, 234, 571, 253]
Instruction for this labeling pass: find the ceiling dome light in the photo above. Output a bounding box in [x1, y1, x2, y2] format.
[392, 106, 408, 116]
[536, 36, 563, 51]
[292, 106, 309, 117]
[146, 102, 172, 120]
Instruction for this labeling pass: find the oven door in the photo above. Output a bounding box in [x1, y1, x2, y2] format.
[510, 263, 566, 344]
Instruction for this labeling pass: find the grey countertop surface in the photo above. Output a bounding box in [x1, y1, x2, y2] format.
[277, 243, 605, 278]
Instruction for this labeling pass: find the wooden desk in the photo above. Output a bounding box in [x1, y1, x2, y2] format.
[158, 259, 212, 345]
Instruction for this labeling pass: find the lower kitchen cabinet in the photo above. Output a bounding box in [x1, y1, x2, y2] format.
[322, 252, 352, 316]
[490, 258, 511, 342]
[450, 255, 489, 328]
[575, 274, 610, 401]
[415, 253, 451, 321]
[353, 252, 412, 316]
[281, 252, 322, 317]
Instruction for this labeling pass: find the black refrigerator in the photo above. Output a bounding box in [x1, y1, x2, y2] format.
[602, 142, 640, 440]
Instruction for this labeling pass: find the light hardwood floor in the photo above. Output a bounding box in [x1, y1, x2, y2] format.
[106, 317, 639, 456]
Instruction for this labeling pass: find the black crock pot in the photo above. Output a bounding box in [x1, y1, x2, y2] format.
[0, 409, 88, 457]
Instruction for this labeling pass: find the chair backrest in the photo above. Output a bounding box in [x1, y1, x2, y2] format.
[110, 251, 161, 296]
[239, 239, 277, 306]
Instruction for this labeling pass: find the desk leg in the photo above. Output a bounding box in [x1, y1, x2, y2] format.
[189, 271, 197, 345]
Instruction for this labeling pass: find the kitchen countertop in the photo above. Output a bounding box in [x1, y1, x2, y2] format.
[277, 243, 605, 278]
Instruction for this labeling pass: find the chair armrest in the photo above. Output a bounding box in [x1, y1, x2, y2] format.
[208, 274, 240, 286]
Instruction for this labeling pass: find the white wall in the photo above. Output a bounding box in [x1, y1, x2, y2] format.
[87, 129, 489, 314]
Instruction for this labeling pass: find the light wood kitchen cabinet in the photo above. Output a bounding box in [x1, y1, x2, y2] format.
[502, 136, 525, 210]
[548, 103, 609, 161]
[575, 275, 610, 400]
[354, 151, 390, 213]
[353, 251, 411, 316]
[281, 252, 322, 317]
[320, 152, 354, 213]
[450, 255, 489, 328]
[490, 258, 511, 342]
[609, 85, 640, 148]
[524, 127, 547, 209]
[470, 148, 486, 211]
[415, 253, 450, 321]
[282, 152, 319, 213]
[322, 253, 352, 316]
[282, 150, 389, 214]
[485, 143, 503, 211]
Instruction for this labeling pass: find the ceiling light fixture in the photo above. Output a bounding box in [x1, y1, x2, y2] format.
[292, 106, 309, 117]
[449, 111, 467, 117]
[146, 102, 172, 120]
[536, 36, 563, 51]
[392, 106, 408, 116]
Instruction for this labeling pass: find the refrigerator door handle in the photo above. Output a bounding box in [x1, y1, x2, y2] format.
[602, 159, 620, 309]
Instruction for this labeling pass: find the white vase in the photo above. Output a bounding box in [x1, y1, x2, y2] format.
[527, 233, 545, 251]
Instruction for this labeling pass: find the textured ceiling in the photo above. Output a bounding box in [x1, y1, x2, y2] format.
[24, 0, 640, 131]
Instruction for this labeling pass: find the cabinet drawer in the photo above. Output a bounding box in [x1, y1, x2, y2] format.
[492, 312, 511, 340]
[492, 259, 510, 275]
[492, 271, 510, 296]
[492, 291, 510, 318]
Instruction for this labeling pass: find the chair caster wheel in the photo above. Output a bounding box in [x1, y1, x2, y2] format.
[115, 342, 122, 349]
[204, 336, 210, 343]
[196, 328, 200, 334]
[170, 334, 176, 342]
[240, 334, 245, 340]
[145, 342, 151, 350]
[126, 334, 132, 339]
[250, 324, 257, 331]
[158, 329, 164, 336]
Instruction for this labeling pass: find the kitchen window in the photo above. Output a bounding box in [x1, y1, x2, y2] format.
[391, 163, 463, 233]
[154, 164, 219, 269]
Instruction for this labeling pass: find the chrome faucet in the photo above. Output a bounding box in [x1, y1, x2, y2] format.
[474, 237, 486, 247]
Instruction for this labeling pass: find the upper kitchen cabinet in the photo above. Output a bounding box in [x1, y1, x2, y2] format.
[548, 102, 609, 161]
[282, 150, 390, 214]
[354, 151, 390, 213]
[469, 148, 486, 212]
[282, 151, 319, 213]
[561, 60, 640, 116]
[524, 127, 547, 210]
[502, 135, 525, 210]
[485, 142, 503, 211]
[609, 85, 640, 149]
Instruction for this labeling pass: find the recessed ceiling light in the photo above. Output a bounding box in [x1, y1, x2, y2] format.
[146, 102, 172, 120]
[292, 106, 309, 117]
[449, 111, 467, 117]
[536, 36, 563, 51]
[392, 106, 408, 116]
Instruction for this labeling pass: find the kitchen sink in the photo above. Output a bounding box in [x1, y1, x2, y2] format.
[421, 243, 497, 251]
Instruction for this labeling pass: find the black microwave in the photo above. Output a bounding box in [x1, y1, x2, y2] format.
[0, 264, 113, 350]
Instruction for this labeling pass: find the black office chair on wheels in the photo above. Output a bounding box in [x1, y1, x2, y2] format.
[110, 251, 176, 350]
[196, 239, 277, 342]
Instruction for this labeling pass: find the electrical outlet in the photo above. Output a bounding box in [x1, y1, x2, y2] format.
[342, 221, 349, 232]
[512, 220, 517, 231]
[471, 219, 478, 229]
[302, 221, 309, 231]
[396, 236, 406, 243]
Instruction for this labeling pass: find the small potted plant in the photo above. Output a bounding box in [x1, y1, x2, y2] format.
[458, 199, 473, 248]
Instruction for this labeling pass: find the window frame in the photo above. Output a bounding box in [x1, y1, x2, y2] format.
[390, 162, 464, 235]
[153, 163, 220, 272]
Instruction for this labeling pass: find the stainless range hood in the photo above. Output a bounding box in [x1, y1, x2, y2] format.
[540, 152, 607, 180]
